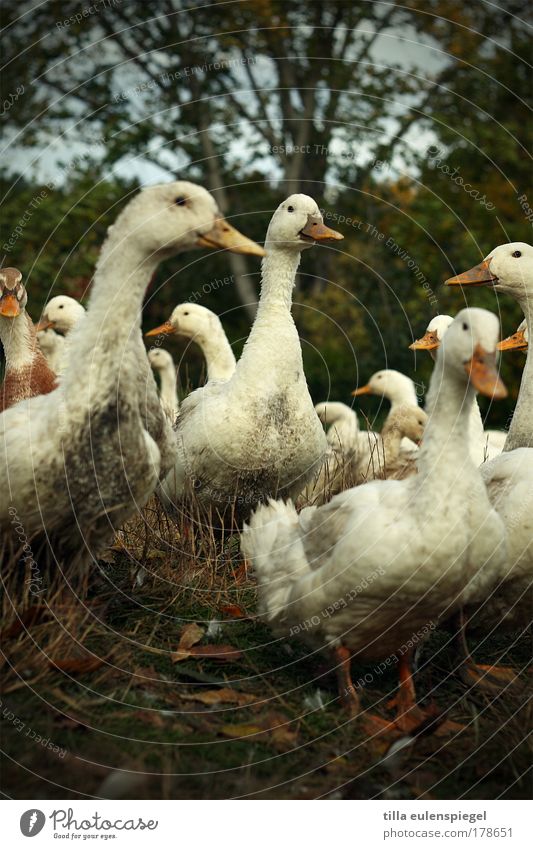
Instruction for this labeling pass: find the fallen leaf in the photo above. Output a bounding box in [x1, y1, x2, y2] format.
[220, 604, 249, 619]
[49, 656, 105, 675]
[171, 622, 205, 662]
[180, 688, 256, 706]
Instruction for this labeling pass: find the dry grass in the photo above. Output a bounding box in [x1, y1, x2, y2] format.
[1, 492, 531, 800]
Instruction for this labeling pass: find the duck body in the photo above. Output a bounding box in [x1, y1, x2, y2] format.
[0, 269, 57, 412]
[243, 309, 508, 661]
[161, 195, 343, 517]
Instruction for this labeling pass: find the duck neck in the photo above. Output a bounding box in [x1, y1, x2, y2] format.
[389, 381, 418, 409]
[61, 231, 158, 397]
[159, 363, 178, 413]
[200, 327, 236, 382]
[0, 312, 36, 371]
[235, 245, 303, 384]
[505, 297, 533, 451]
[380, 423, 404, 462]
[417, 358, 476, 489]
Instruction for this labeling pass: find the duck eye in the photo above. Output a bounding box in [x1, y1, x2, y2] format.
[462, 322, 468, 331]
[184, 311, 189, 316]
[512, 250, 521, 258]
[287, 205, 294, 213]
[59, 305, 64, 309]
[175, 196, 187, 206]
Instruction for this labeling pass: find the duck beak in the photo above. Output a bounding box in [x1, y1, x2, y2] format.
[35, 318, 53, 332]
[352, 384, 372, 397]
[446, 258, 498, 287]
[145, 320, 174, 338]
[409, 330, 440, 350]
[497, 328, 528, 351]
[196, 217, 265, 257]
[465, 345, 507, 399]
[299, 217, 344, 243]
[0, 293, 22, 317]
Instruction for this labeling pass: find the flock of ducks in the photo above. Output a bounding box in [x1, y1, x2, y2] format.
[1, 180, 531, 729]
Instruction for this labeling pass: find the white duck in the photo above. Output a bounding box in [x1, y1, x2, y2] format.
[306, 403, 427, 504]
[352, 368, 420, 452]
[242, 308, 508, 723]
[37, 327, 65, 374]
[148, 348, 179, 421]
[0, 268, 57, 412]
[0, 182, 264, 569]
[315, 401, 359, 452]
[146, 302, 236, 382]
[352, 368, 419, 408]
[446, 244, 533, 646]
[160, 194, 343, 520]
[410, 314, 506, 461]
[35, 295, 86, 374]
[446, 241, 533, 451]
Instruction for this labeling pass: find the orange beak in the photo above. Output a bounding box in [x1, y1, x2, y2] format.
[465, 345, 507, 399]
[446, 258, 499, 287]
[35, 318, 53, 332]
[497, 328, 528, 352]
[0, 293, 21, 317]
[299, 217, 344, 243]
[145, 320, 174, 338]
[196, 217, 265, 257]
[409, 330, 440, 351]
[352, 384, 372, 397]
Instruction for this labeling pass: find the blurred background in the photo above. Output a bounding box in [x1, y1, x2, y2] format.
[1, 0, 531, 426]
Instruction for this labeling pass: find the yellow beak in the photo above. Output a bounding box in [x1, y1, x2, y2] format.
[145, 320, 174, 338]
[446, 258, 498, 287]
[409, 330, 440, 351]
[465, 345, 507, 399]
[196, 218, 265, 256]
[35, 318, 54, 332]
[497, 328, 528, 352]
[351, 384, 372, 397]
[299, 217, 344, 243]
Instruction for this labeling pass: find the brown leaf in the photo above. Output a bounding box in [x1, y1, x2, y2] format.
[219, 604, 249, 619]
[171, 622, 206, 662]
[49, 656, 105, 675]
[180, 688, 256, 706]
[188, 644, 243, 662]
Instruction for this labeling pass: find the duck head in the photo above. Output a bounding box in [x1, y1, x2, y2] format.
[146, 302, 221, 342]
[265, 195, 343, 251]
[446, 242, 533, 305]
[35, 295, 85, 334]
[0, 268, 26, 317]
[117, 181, 265, 259]
[439, 307, 507, 399]
[409, 314, 454, 353]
